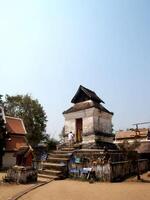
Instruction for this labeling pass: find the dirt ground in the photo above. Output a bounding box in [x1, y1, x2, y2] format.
[19, 172, 150, 200]
[0, 172, 48, 200]
[0, 183, 36, 200]
[0, 172, 150, 200]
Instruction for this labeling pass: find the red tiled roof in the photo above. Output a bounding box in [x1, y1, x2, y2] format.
[5, 135, 27, 151]
[115, 128, 148, 140]
[5, 116, 26, 135]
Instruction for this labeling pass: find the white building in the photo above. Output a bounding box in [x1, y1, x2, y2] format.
[63, 85, 115, 148]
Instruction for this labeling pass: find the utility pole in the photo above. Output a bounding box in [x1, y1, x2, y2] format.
[133, 122, 150, 130]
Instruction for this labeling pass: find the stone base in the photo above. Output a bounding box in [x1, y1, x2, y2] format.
[81, 142, 117, 150]
[68, 149, 149, 182]
[4, 165, 37, 184]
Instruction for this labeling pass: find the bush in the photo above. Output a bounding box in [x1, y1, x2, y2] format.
[47, 138, 59, 151]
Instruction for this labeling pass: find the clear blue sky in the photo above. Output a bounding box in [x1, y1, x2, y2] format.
[0, 0, 150, 138]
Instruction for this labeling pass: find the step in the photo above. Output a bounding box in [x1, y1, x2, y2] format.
[47, 157, 69, 163]
[43, 162, 67, 167]
[48, 153, 72, 158]
[52, 150, 74, 154]
[38, 174, 59, 180]
[43, 162, 67, 170]
[61, 148, 75, 151]
[39, 169, 62, 176]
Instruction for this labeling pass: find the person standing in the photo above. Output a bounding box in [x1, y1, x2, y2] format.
[68, 131, 74, 147]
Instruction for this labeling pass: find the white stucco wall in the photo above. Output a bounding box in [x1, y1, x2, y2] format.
[93, 109, 112, 133]
[3, 152, 16, 168]
[63, 102, 113, 144]
[64, 119, 76, 135]
[64, 107, 95, 136]
[64, 107, 94, 121]
[83, 116, 94, 133]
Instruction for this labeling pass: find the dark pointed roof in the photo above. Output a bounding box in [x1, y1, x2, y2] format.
[71, 85, 105, 104]
[63, 85, 113, 115]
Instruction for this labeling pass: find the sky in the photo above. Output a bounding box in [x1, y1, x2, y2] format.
[0, 0, 150, 139]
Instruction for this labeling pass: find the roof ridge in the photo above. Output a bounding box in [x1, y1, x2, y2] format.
[5, 116, 22, 120]
[71, 85, 105, 104]
[80, 85, 95, 94]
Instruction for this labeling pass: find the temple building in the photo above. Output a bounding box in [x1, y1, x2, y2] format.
[3, 116, 28, 168]
[114, 128, 150, 159]
[63, 85, 115, 148]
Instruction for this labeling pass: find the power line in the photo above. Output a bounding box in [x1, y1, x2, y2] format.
[133, 122, 150, 126]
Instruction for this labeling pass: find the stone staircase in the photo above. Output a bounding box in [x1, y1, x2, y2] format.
[38, 147, 75, 180]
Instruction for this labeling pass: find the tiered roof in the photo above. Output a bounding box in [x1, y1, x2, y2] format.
[63, 85, 113, 115]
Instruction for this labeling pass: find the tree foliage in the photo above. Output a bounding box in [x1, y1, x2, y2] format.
[46, 137, 58, 151]
[117, 139, 141, 180]
[117, 139, 140, 152]
[2, 94, 47, 147]
[0, 95, 3, 107]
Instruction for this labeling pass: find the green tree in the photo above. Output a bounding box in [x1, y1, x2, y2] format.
[4, 94, 47, 147]
[118, 139, 140, 152]
[0, 95, 3, 106]
[45, 134, 59, 151]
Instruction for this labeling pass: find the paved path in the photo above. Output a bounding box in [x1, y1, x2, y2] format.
[19, 173, 150, 200]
